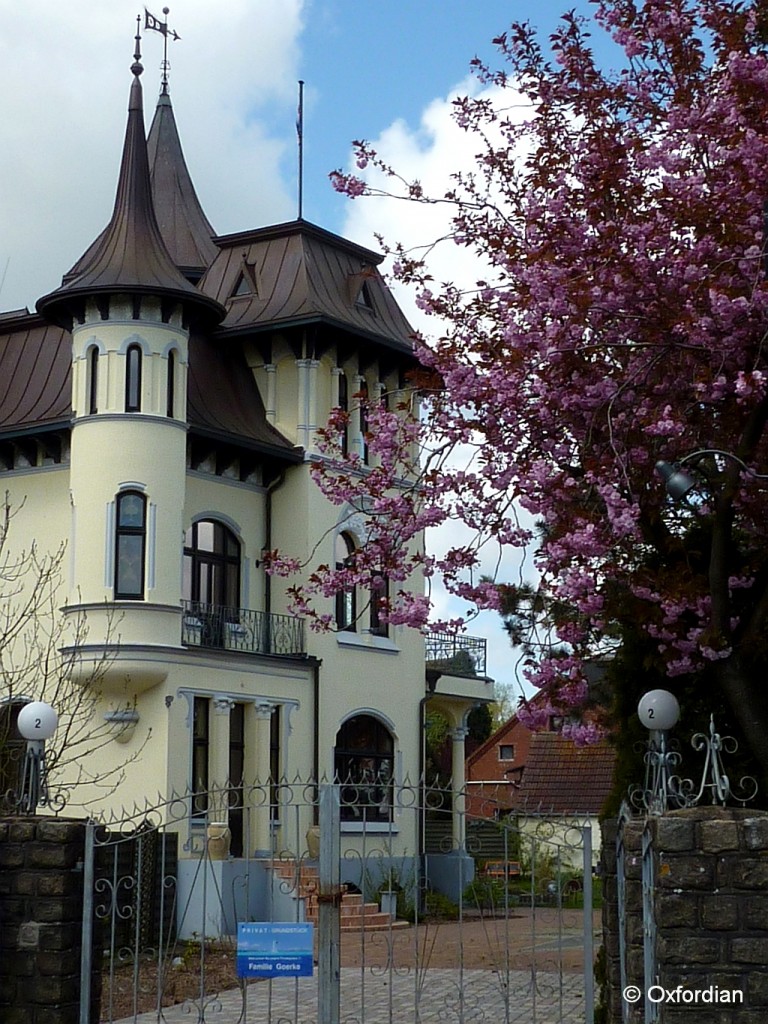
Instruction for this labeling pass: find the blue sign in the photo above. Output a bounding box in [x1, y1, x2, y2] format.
[236, 922, 314, 979]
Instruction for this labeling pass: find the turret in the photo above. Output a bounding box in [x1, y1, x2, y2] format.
[36, 32, 224, 690]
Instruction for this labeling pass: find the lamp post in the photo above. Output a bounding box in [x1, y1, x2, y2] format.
[17, 701, 58, 814]
[655, 448, 768, 500]
[636, 689, 681, 815]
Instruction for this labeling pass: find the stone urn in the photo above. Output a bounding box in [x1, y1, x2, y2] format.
[206, 822, 231, 860]
[306, 825, 321, 860]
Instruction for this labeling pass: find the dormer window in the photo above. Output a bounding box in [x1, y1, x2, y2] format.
[355, 280, 375, 312]
[232, 273, 251, 297]
[230, 259, 259, 299]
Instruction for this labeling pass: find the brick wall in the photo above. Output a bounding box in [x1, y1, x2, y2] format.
[0, 816, 99, 1024]
[602, 807, 768, 1024]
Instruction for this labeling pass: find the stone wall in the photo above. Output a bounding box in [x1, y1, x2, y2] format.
[602, 807, 768, 1024]
[0, 816, 98, 1024]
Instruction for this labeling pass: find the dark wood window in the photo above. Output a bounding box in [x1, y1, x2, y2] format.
[270, 706, 281, 822]
[338, 371, 349, 456]
[125, 344, 142, 412]
[114, 490, 147, 599]
[192, 696, 210, 817]
[228, 702, 245, 856]
[359, 380, 370, 464]
[88, 346, 99, 415]
[166, 350, 176, 418]
[335, 532, 357, 632]
[369, 575, 389, 637]
[335, 715, 394, 823]
[183, 520, 240, 608]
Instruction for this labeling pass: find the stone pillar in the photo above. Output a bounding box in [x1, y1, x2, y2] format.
[330, 366, 342, 409]
[244, 701, 274, 857]
[349, 374, 366, 461]
[296, 358, 311, 449]
[602, 808, 768, 1023]
[306, 359, 320, 452]
[0, 817, 100, 1024]
[210, 696, 234, 819]
[450, 725, 468, 851]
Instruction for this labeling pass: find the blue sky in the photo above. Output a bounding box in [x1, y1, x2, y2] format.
[0, 0, 622, 699]
[291, 1, 622, 229]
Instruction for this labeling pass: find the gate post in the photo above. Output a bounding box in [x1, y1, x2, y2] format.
[318, 784, 341, 1024]
[79, 822, 96, 1024]
[582, 825, 595, 1024]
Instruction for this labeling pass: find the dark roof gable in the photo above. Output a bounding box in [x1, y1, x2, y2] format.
[200, 219, 415, 354]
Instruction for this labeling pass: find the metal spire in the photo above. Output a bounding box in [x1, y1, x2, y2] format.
[145, 6, 181, 95]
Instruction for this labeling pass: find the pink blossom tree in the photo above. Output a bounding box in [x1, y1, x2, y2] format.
[276, 0, 768, 775]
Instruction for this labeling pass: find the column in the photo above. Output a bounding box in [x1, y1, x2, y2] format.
[244, 700, 275, 857]
[296, 358, 311, 448]
[211, 696, 234, 821]
[264, 364, 277, 423]
[306, 359, 320, 452]
[349, 373, 366, 461]
[450, 725, 468, 851]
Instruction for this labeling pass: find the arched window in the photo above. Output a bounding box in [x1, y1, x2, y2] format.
[183, 520, 241, 610]
[335, 532, 357, 632]
[166, 350, 176, 418]
[125, 344, 142, 412]
[87, 346, 99, 415]
[114, 490, 147, 599]
[337, 371, 349, 456]
[359, 379, 370, 464]
[369, 574, 389, 637]
[335, 714, 394, 823]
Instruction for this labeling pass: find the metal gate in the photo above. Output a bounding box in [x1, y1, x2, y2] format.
[81, 780, 597, 1023]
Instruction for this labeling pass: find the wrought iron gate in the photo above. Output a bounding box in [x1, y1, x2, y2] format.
[81, 781, 597, 1023]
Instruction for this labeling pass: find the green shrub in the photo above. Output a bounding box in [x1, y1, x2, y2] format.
[424, 889, 460, 920]
[462, 877, 513, 910]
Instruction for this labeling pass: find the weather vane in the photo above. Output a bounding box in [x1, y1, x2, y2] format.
[144, 7, 181, 94]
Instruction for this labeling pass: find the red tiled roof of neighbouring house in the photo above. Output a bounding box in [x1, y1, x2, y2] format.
[511, 732, 616, 816]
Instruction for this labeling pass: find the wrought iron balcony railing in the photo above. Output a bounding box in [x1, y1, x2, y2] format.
[425, 631, 487, 678]
[181, 601, 306, 658]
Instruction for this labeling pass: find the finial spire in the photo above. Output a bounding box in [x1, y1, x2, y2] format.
[133, 14, 143, 76]
[145, 6, 181, 95]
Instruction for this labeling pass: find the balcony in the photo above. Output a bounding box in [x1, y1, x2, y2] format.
[425, 632, 487, 678]
[181, 601, 306, 658]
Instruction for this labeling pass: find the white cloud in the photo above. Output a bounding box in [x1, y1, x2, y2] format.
[0, 0, 305, 311]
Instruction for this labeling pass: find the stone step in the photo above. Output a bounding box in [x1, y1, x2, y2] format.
[305, 901, 383, 920]
[271, 861, 406, 933]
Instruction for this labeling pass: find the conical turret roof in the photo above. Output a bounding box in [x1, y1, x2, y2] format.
[38, 53, 223, 328]
[147, 88, 218, 279]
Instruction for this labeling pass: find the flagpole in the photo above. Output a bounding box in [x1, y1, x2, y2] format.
[298, 80, 304, 220]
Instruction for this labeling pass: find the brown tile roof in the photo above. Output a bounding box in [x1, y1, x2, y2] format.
[0, 314, 70, 435]
[0, 313, 298, 461]
[146, 91, 218, 277]
[187, 334, 300, 459]
[512, 732, 616, 816]
[200, 220, 415, 354]
[38, 64, 223, 330]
